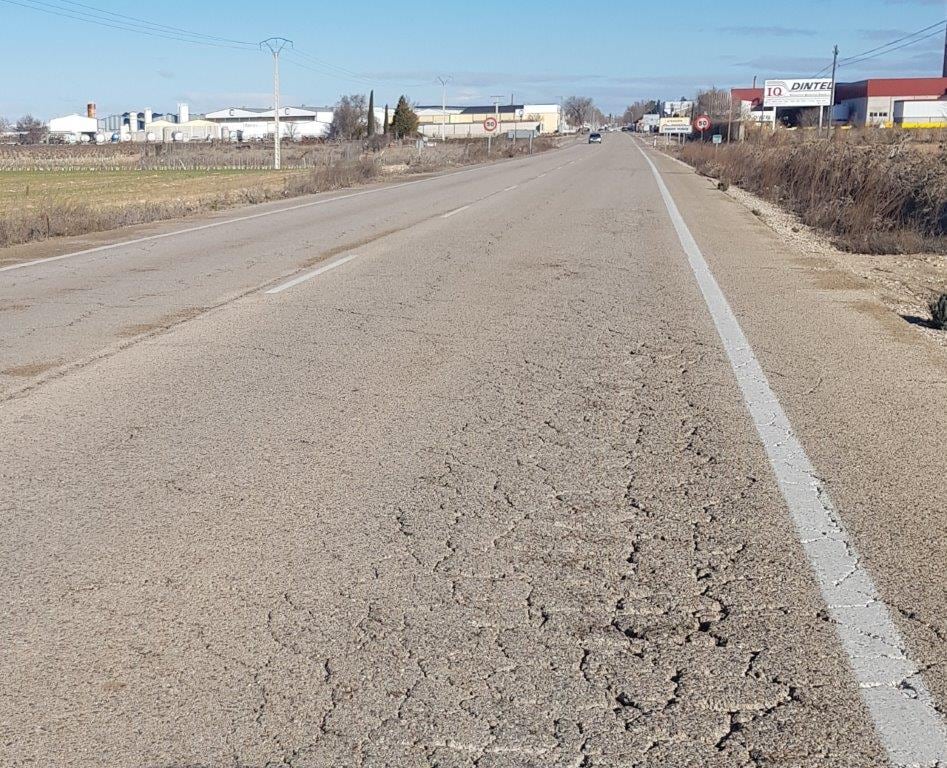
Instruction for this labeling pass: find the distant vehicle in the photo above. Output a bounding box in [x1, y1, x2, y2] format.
[588, 132, 602, 144]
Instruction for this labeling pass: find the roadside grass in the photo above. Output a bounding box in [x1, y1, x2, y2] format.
[0, 167, 310, 247]
[670, 133, 947, 254]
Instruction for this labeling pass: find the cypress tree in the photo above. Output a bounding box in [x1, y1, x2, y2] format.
[367, 90, 376, 136]
[383, 103, 389, 134]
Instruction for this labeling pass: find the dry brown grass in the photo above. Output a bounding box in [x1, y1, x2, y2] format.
[0, 161, 379, 247]
[673, 132, 947, 253]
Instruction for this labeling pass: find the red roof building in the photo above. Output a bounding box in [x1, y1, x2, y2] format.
[835, 77, 947, 126]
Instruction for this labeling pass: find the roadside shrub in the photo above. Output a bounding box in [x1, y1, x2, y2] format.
[930, 293, 947, 330]
[673, 136, 947, 253]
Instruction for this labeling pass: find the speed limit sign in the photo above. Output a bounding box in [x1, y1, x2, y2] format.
[483, 116, 498, 132]
[693, 114, 712, 132]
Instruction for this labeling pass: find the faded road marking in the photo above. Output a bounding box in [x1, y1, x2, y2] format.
[637, 142, 947, 766]
[266, 253, 360, 295]
[442, 205, 471, 219]
[0, 146, 583, 275]
[504, 185, 518, 192]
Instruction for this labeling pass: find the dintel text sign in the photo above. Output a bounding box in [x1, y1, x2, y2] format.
[763, 78, 833, 108]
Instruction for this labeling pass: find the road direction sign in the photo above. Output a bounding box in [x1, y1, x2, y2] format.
[694, 114, 712, 132]
[483, 116, 498, 132]
[659, 117, 692, 135]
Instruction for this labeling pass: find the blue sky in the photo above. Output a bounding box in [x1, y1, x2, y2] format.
[0, 0, 944, 119]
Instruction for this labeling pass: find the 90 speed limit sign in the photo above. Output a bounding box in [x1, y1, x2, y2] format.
[483, 116, 499, 132]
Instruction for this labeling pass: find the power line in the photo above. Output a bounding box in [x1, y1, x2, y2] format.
[839, 19, 945, 63]
[839, 25, 946, 69]
[50, 0, 255, 46]
[813, 19, 946, 75]
[0, 0, 255, 49]
[283, 51, 432, 91]
[3, 0, 440, 94]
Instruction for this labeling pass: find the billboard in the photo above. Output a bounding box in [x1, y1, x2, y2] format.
[763, 79, 833, 108]
[663, 100, 693, 116]
[659, 117, 692, 135]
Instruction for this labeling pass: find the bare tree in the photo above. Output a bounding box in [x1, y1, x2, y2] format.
[563, 96, 595, 130]
[695, 87, 731, 122]
[16, 114, 46, 144]
[328, 94, 367, 141]
[622, 100, 658, 125]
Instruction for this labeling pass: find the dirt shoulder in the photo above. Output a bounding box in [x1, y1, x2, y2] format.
[653, 140, 946, 348]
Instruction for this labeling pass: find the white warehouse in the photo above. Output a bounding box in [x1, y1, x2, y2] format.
[204, 106, 334, 140]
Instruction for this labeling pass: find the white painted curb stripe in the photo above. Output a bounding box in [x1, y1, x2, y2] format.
[265, 253, 360, 294]
[441, 205, 471, 219]
[637, 143, 947, 766]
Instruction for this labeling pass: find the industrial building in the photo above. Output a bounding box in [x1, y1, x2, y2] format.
[834, 77, 947, 127]
[88, 102, 216, 142]
[730, 77, 947, 129]
[413, 104, 563, 138]
[204, 106, 336, 140]
[47, 113, 98, 142]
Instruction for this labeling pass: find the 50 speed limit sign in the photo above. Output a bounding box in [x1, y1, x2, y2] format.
[483, 116, 498, 132]
[693, 114, 712, 132]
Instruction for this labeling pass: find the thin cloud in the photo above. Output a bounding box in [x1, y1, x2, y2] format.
[719, 25, 817, 37]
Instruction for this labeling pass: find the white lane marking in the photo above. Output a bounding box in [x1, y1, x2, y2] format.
[0, 146, 584, 275]
[265, 253, 360, 294]
[441, 205, 471, 219]
[538, 173, 547, 178]
[503, 185, 518, 192]
[638, 143, 947, 766]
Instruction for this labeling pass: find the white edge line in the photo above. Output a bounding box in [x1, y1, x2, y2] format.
[265, 252, 360, 294]
[637, 142, 947, 766]
[441, 205, 471, 219]
[0, 144, 583, 275]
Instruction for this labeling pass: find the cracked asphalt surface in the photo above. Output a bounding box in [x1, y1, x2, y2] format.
[2, 136, 945, 766]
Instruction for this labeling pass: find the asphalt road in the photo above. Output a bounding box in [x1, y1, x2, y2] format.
[2, 135, 946, 767]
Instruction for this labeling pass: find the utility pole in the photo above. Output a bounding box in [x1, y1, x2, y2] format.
[941, 22, 946, 77]
[261, 37, 292, 170]
[436, 76, 451, 141]
[489, 94, 503, 154]
[829, 44, 839, 138]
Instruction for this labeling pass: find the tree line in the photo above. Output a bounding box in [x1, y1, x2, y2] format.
[328, 92, 419, 142]
[0, 114, 47, 144]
